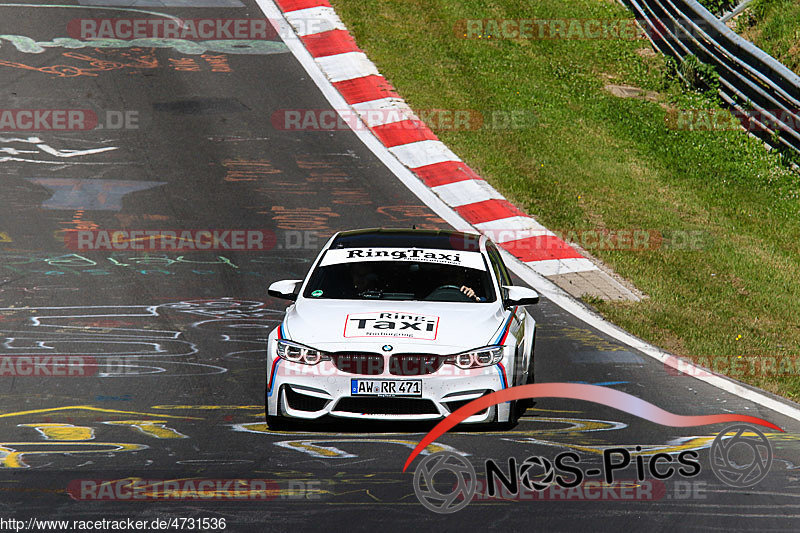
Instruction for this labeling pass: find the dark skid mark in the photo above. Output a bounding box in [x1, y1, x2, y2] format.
[153, 97, 249, 115]
[78, 0, 244, 6]
[569, 350, 645, 364]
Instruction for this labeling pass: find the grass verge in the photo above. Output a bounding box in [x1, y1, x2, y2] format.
[329, 0, 800, 401]
[736, 0, 800, 75]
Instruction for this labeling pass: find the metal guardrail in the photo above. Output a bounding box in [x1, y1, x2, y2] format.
[720, 1, 753, 24]
[620, 0, 800, 158]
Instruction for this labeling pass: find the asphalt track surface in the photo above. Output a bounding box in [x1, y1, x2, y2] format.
[0, 2, 798, 531]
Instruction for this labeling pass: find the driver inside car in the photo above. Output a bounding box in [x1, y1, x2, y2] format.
[458, 285, 481, 301]
[350, 262, 383, 295]
[348, 262, 484, 302]
[415, 264, 486, 302]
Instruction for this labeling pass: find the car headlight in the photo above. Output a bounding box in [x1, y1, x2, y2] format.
[444, 346, 504, 369]
[276, 339, 330, 365]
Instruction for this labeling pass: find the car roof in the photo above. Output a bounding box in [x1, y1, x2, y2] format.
[329, 228, 484, 252]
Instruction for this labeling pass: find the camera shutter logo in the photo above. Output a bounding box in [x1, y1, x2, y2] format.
[519, 456, 555, 491]
[710, 424, 772, 487]
[413, 451, 476, 513]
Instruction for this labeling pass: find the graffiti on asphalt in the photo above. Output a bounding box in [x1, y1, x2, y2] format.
[0, 253, 310, 277]
[0, 136, 118, 165]
[0, 299, 283, 378]
[0, 35, 288, 55]
[0, 49, 235, 77]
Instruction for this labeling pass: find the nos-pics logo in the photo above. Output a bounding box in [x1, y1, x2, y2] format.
[412, 425, 773, 513]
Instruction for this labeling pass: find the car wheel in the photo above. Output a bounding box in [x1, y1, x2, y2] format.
[492, 400, 522, 430]
[512, 397, 527, 424]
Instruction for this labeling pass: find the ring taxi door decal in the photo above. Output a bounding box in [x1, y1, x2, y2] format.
[343, 312, 440, 340]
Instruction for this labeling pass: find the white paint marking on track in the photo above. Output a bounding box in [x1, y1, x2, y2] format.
[351, 98, 416, 127]
[315, 52, 379, 82]
[254, 0, 800, 422]
[474, 216, 556, 242]
[388, 140, 460, 168]
[431, 179, 504, 207]
[525, 258, 599, 276]
[284, 6, 346, 37]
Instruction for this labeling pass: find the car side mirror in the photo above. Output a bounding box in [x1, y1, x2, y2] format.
[268, 279, 302, 301]
[502, 285, 539, 307]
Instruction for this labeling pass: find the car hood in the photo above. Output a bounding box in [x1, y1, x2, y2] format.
[282, 299, 507, 354]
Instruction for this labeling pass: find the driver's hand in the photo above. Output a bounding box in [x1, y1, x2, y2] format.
[460, 286, 479, 301]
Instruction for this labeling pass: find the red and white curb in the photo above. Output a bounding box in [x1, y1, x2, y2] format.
[255, 0, 800, 421]
[270, 0, 634, 289]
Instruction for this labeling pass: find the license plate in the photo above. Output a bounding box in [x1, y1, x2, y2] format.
[351, 379, 422, 397]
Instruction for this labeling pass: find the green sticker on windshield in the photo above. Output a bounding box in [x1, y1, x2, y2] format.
[311, 290, 323, 297]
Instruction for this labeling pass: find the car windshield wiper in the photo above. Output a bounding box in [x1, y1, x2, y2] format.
[358, 289, 384, 299]
[357, 290, 416, 300]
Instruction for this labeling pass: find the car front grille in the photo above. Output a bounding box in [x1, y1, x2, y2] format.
[330, 353, 384, 375]
[389, 354, 445, 376]
[334, 397, 439, 415]
[329, 353, 449, 376]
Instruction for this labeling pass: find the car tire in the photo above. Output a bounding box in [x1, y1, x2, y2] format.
[495, 343, 531, 430]
[492, 400, 523, 430]
[266, 414, 289, 431]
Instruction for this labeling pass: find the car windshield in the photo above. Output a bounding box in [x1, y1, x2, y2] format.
[302, 248, 496, 302]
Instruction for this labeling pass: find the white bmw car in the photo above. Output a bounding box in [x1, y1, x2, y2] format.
[266, 228, 538, 427]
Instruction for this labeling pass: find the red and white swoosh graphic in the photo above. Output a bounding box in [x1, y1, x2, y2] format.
[402, 383, 783, 472]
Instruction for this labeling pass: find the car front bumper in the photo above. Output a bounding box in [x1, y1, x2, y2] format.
[266, 359, 511, 423]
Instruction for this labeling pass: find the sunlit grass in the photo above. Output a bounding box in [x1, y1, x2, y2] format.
[331, 0, 800, 400]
